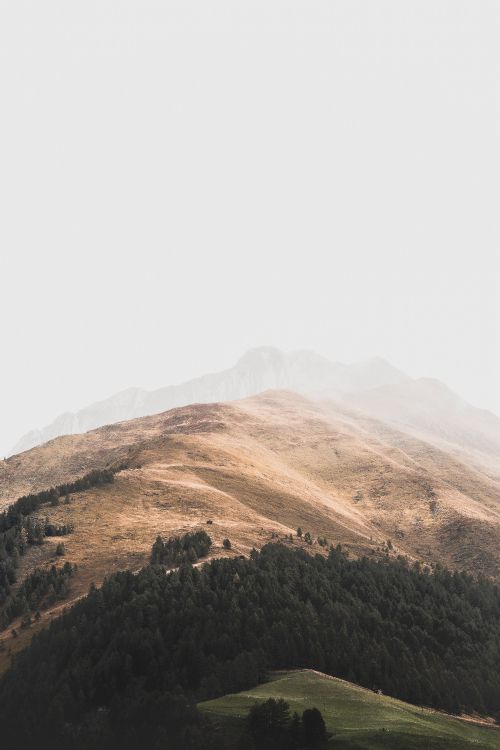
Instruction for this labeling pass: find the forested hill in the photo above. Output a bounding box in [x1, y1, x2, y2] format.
[0, 544, 499, 749]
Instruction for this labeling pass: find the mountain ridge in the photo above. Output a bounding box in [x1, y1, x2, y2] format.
[8, 348, 500, 480]
[2, 347, 450, 455]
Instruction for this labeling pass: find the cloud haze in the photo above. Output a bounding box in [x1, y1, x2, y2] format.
[0, 1, 499, 456]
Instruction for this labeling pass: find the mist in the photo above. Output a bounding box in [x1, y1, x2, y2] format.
[1, 1, 499, 457]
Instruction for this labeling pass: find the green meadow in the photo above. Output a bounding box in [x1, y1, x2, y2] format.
[200, 669, 500, 749]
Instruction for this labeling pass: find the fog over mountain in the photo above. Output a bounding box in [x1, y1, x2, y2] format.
[10, 347, 500, 473]
[2, 1, 499, 473]
[10, 347, 405, 454]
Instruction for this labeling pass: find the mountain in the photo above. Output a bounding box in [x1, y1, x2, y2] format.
[9, 347, 410, 455]
[9, 348, 500, 477]
[2, 389, 500, 587]
[1, 388, 500, 678]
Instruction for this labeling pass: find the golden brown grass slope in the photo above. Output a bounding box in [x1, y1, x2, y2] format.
[1, 390, 500, 667]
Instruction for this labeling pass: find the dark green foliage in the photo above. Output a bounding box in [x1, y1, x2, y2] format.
[302, 708, 326, 749]
[247, 698, 293, 748]
[243, 699, 327, 749]
[0, 544, 499, 749]
[56, 542, 65, 556]
[0, 558, 17, 604]
[0, 467, 120, 612]
[0, 562, 76, 630]
[44, 520, 74, 537]
[151, 530, 212, 566]
[296, 527, 302, 537]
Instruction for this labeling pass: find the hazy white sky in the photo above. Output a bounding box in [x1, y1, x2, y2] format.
[1, 1, 499, 456]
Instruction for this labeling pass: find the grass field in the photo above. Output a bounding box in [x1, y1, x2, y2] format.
[199, 670, 500, 749]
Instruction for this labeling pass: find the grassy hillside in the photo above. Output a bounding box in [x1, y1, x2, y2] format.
[200, 670, 499, 749]
[1, 392, 500, 670]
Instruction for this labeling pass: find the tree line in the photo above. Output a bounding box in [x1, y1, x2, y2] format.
[0, 542, 498, 749]
[0, 466, 120, 535]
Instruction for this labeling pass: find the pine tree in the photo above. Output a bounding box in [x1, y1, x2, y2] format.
[151, 535, 164, 565]
[302, 708, 326, 749]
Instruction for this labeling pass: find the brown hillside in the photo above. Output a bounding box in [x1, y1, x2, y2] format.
[1, 390, 500, 667]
